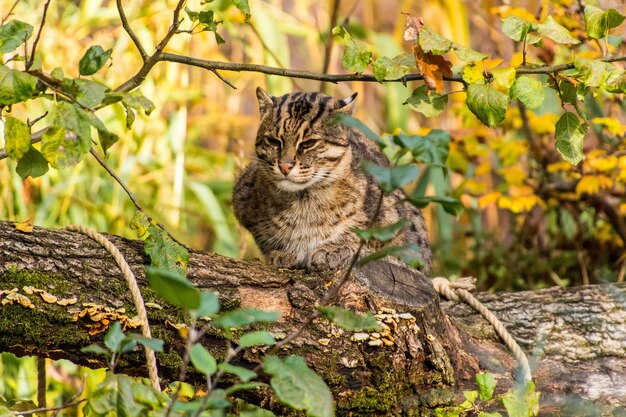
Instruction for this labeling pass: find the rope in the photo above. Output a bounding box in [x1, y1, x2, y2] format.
[64, 225, 161, 390]
[432, 276, 532, 383]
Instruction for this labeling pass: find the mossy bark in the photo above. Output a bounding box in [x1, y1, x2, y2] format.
[0, 221, 625, 414]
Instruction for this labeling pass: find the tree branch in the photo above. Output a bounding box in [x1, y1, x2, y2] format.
[116, 0, 148, 62]
[25, 0, 51, 70]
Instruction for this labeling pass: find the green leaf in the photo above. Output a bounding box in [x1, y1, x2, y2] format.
[584, 5, 625, 40]
[130, 211, 150, 238]
[404, 85, 448, 117]
[453, 45, 487, 62]
[263, 355, 334, 417]
[218, 363, 258, 383]
[90, 114, 119, 154]
[16, 147, 49, 179]
[79, 45, 112, 76]
[317, 306, 380, 331]
[393, 129, 450, 165]
[573, 57, 606, 88]
[190, 291, 220, 319]
[462, 64, 486, 85]
[224, 382, 266, 395]
[466, 83, 509, 127]
[335, 114, 386, 147]
[124, 334, 165, 353]
[73, 79, 109, 107]
[0, 65, 37, 105]
[510, 76, 545, 110]
[232, 0, 251, 22]
[145, 267, 200, 310]
[81, 344, 110, 356]
[239, 401, 277, 417]
[4, 116, 31, 160]
[215, 308, 279, 329]
[104, 321, 124, 353]
[478, 413, 503, 417]
[555, 112, 587, 165]
[239, 330, 276, 348]
[40, 102, 93, 168]
[500, 381, 540, 417]
[407, 195, 464, 216]
[372, 55, 411, 82]
[0, 20, 33, 53]
[189, 343, 217, 376]
[463, 390, 478, 403]
[536, 16, 580, 45]
[558, 79, 580, 105]
[476, 372, 496, 401]
[419, 26, 452, 55]
[144, 224, 189, 275]
[500, 16, 536, 42]
[602, 67, 626, 93]
[361, 161, 419, 194]
[332, 26, 371, 74]
[358, 244, 424, 268]
[351, 219, 411, 243]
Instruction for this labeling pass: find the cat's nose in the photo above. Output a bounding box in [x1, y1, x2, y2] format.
[279, 161, 294, 176]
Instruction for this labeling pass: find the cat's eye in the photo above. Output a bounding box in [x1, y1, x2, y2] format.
[265, 137, 282, 148]
[298, 139, 317, 153]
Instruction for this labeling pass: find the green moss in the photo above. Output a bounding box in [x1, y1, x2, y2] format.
[338, 371, 408, 416]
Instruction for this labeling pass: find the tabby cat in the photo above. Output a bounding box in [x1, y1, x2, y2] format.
[233, 88, 431, 272]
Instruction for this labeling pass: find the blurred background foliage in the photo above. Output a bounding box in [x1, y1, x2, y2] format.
[1, 0, 625, 291]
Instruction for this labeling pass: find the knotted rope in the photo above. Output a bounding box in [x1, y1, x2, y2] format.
[65, 225, 160, 390]
[432, 276, 532, 382]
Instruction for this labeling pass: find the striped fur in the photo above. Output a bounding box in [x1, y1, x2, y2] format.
[233, 88, 431, 272]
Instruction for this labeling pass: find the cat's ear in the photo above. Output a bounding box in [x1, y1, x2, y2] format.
[256, 87, 274, 113]
[334, 92, 358, 115]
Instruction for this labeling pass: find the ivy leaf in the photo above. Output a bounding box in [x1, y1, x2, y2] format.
[361, 161, 419, 194]
[239, 330, 276, 348]
[351, 219, 411, 243]
[0, 65, 38, 105]
[372, 54, 412, 81]
[418, 26, 452, 55]
[215, 308, 279, 329]
[16, 147, 49, 179]
[317, 306, 380, 331]
[407, 195, 464, 216]
[145, 267, 200, 310]
[536, 16, 580, 45]
[144, 224, 189, 275]
[0, 20, 33, 53]
[510, 76, 545, 109]
[358, 244, 424, 268]
[218, 363, 258, 383]
[393, 129, 450, 165]
[231, 0, 251, 22]
[500, 16, 537, 43]
[404, 85, 448, 117]
[263, 355, 334, 417]
[4, 116, 31, 160]
[79, 45, 112, 76]
[332, 26, 372, 74]
[190, 343, 217, 376]
[584, 5, 625, 40]
[466, 83, 509, 127]
[476, 373, 496, 401]
[555, 112, 587, 165]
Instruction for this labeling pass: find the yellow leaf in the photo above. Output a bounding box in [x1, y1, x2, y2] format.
[479, 192, 501, 208]
[499, 165, 526, 185]
[509, 52, 524, 68]
[15, 219, 33, 233]
[492, 67, 516, 91]
[462, 179, 487, 194]
[498, 193, 544, 213]
[588, 155, 617, 172]
[475, 162, 492, 177]
[462, 64, 485, 85]
[492, 6, 539, 23]
[592, 117, 625, 136]
[482, 58, 503, 72]
[527, 113, 559, 135]
[547, 161, 573, 174]
[575, 175, 613, 196]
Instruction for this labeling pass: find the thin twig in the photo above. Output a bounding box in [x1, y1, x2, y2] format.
[89, 148, 187, 248]
[209, 68, 236, 89]
[1, 0, 21, 24]
[26, 0, 51, 71]
[16, 399, 86, 417]
[321, 0, 340, 76]
[116, 0, 148, 62]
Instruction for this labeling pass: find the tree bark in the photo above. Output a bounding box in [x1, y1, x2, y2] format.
[0, 220, 624, 414]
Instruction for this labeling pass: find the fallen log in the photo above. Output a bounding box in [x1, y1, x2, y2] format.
[0, 220, 624, 414]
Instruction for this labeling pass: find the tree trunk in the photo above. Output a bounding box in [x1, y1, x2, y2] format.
[0, 221, 624, 415]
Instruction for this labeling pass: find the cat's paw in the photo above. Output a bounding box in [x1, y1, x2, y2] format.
[309, 247, 355, 271]
[266, 250, 300, 269]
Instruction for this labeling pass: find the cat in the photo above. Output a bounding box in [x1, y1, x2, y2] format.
[232, 88, 431, 273]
